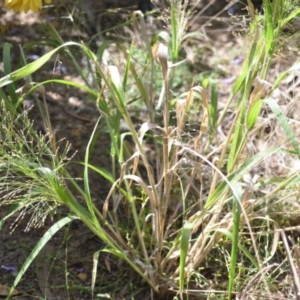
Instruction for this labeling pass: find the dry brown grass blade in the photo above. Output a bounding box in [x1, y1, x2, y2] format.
[281, 230, 300, 299]
[291, 237, 300, 282]
[199, 0, 240, 28]
[39, 85, 57, 154]
[239, 263, 279, 300]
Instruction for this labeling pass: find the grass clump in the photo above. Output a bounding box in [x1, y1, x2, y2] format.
[1, 0, 300, 299]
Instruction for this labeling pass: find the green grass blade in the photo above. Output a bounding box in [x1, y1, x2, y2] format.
[84, 117, 102, 229]
[280, 7, 300, 27]
[170, 1, 179, 61]
[6, 215, 77, 299]
[218, 229, 259, 269]
[263, 0, 274, 54]
[0, 42, 91, 88]
[3, 43, 18, 105]
[205, 147, 278, 209]
[119, 45, 151, 111]
[227, 103, 246, 172]
[84, 163, 129, 198]
[228, 182, 243, 300]
[102, 248, 159, 293]
[273, 60, 300, 89]
[0, 204, 20, 230]
[122, 42, 133, 91]
[209, 83, 218, 132]
[179, 222, 193, 292]
[232, 34, 258, 97]
[265, 97, 300, 158]
[247, 99, 264, 130]
[96, 39, 114, 62]
[19, 79, 98, 104]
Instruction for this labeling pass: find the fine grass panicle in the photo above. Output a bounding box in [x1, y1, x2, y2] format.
[1, 0, 300, 299]
[0, 105, 70, 231]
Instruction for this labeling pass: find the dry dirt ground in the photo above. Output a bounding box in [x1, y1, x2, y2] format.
[0, 0, 298, 299]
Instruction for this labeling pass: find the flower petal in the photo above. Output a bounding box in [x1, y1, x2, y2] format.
[4, 0, 50, 12]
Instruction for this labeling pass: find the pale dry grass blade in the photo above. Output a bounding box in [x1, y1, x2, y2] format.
[281, 232, 300, 299]
[239, 263, 279, 300]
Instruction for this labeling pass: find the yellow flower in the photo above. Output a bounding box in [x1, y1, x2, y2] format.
[4, 0, 52, 13]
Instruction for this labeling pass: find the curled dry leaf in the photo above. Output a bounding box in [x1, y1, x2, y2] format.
[77, 272, 88, 281]
[0, 284, 19, 296]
